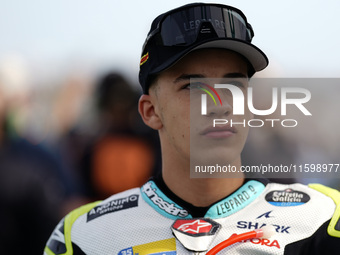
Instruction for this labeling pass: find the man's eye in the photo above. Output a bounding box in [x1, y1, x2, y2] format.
[229, 80, 246, 88]
[182, 82, 201, 90]
[188, 82, 203, 89]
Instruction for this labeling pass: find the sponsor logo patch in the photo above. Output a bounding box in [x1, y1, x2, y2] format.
[171, 218, 221, 252]
[237, 211, 291, 234]
[87, 194, 138, 222]
[265, 188, 310, 207]
[237, 221, 291, 234]
[172, 218, 220, 236]
[141, 181, 189, 219]
[228, 233, 281, 249]
[118, 238, 176, 255]
[256, 211, 274, 219]
[205, 180, 265, 219]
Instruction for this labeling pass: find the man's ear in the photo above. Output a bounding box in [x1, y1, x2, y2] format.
[138, 95, 163, 130]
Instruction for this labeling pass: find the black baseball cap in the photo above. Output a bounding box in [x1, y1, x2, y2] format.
[139, 3, 268, 94]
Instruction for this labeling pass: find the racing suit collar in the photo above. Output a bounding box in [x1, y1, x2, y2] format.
[141, 174, 268, 219]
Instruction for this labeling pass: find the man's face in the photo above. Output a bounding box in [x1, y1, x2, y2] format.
[147, 48, 251, 167]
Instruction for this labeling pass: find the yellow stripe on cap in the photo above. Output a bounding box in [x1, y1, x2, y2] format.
[140, 52, 149, 66]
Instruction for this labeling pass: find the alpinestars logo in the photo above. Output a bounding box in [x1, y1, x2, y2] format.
[171, 218, 221, 252]
[142, 181, 189, 218]
[172, 219, 220, 236]
[177, 220, 211, 234]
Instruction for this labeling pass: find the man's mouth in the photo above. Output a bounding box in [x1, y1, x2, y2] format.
[200, 125, 237, 138]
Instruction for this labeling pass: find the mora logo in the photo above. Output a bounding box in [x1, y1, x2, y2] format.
[200, 83, 312, 116]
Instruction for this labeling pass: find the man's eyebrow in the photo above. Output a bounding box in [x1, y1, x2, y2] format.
[223, 73, 248, 78]
[173, 74, 205, 83]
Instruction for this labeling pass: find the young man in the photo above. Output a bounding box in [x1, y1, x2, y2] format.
[44, 3, 340, 254]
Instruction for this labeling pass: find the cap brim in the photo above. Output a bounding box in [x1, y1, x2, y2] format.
[194, 39, 268, 72]
[151, 38, 268, 76]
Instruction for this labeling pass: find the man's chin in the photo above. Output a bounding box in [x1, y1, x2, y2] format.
[191, 147, 240, 160]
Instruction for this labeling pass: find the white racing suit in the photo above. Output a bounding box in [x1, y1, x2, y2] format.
[44, 178, 340, 254]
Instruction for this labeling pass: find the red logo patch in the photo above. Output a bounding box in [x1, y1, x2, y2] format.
[172, 218, 220, 236]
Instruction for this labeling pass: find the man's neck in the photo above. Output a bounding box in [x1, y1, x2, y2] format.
[162, 157, 245, 207]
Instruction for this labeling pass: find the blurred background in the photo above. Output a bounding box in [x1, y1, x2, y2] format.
[0, 0, 339, 253]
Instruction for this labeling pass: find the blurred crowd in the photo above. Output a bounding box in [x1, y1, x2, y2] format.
[0, 56, 339, 254]
[0, 56, 161, 254]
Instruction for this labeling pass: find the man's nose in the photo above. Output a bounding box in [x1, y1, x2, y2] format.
[205, 96, 233, 117]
